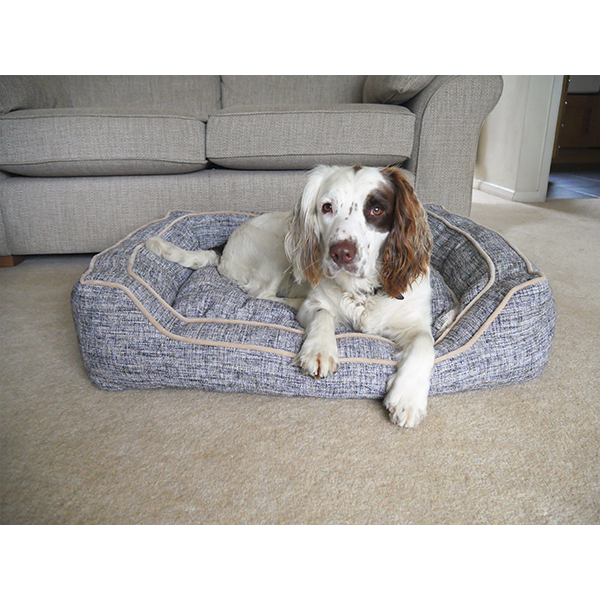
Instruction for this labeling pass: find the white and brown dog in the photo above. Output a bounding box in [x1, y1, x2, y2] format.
[146, 165, 434, 427]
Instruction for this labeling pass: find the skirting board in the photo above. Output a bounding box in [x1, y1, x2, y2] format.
[473, 178, 548, 203]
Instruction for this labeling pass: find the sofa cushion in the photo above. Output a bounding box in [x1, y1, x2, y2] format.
[0, 107, 208, 177]
[206, 104, 415, 170]
[221, 76, 367, 108]
[0, 75, 72, 114]
[363, 76, 436, 104]
[57, 75, 221, 121]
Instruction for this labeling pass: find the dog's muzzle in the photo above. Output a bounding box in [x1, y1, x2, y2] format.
[330, 240, 357, 267]
[327, 239, 362, 276]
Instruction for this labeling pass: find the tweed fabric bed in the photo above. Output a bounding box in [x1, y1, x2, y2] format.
[71, 206, 555, 397]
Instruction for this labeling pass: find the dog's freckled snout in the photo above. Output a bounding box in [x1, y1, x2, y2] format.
[330, 240, 356, 266]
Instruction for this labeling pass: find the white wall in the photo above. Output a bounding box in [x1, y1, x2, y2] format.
[474, 75, 564, 202]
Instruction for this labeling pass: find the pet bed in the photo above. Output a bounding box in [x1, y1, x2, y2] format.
[71, 206, 556, 397]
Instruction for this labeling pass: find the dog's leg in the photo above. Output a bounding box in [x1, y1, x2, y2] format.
[383, 329, 435, 428]
[145, 237, 219, 269]
[294, 307, 340, 379]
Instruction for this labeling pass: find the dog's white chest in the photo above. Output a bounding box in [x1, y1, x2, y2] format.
[339, 291, 377, 332]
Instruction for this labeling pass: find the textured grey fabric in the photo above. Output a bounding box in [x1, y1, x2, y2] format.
[0, 108, 208, 177]
[206, 169, 307, 213]
[0, 172, 9, 255]
[0, 75, 71, 114]
[363, 76, 436, 104]
[404, 76, 504, 216]
[71, 206, 555, 396]
[221, 76, 367, 108]
[0, 170, 308, 254]
[207, 104, 414, 170]
[56, 76, 221, 120]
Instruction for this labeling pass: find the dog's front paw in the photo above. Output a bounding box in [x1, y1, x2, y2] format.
[294, 341, 340, 380]
[385, 399, 426, 428]
[383, 373, 428, 428]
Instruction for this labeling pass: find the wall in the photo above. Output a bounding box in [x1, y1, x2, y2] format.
[474, 75, 564, 202]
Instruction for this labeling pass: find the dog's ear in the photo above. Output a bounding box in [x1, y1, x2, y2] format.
[379, 167, 432, 298]
[284, 166, 331, 286]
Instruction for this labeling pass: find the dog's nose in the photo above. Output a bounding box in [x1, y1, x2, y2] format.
[330, 240, 356, 266]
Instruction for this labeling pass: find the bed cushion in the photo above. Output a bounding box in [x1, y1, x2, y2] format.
[71, 206, 556, 397]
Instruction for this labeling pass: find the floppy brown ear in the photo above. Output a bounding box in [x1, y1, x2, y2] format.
[379, 167, 432, 298]
[285, 199, 322, 286]
[284, 166, 332, 286]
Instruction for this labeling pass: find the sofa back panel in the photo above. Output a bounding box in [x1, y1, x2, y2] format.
[221, 76, 367, 108]
[56, 76, 221, 120]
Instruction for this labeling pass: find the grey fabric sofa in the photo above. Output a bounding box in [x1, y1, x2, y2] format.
[0, 75, 502, 259]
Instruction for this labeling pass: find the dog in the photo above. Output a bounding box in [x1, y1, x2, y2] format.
[146, 165, 435, 427]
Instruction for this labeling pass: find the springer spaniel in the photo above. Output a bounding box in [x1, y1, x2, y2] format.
[146, 165, 435, 427]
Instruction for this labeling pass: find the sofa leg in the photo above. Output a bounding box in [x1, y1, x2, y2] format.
[0, 255, 25, 268]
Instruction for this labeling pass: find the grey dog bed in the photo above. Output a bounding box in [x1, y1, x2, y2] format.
[71, 205, 556, 397]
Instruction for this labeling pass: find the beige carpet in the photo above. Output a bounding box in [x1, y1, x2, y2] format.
[1, 192, 599, 524]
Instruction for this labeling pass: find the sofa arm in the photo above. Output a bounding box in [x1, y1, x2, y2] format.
[0, 76, 71, 114]
[404, 75, 503, 216]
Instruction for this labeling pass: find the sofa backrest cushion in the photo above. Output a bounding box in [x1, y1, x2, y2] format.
[221, 76, 367, 108]
[57, 76, 221, 121]
[0, 76, 72, 114]
[363, 76, 436, 104]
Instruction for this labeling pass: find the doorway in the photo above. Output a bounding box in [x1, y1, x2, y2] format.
[548, 76, 600, 199]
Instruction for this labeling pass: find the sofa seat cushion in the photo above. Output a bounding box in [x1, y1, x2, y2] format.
[0, 108, 208, 177]
[71, 207, 556, 396]
[206, 104, 415, 170]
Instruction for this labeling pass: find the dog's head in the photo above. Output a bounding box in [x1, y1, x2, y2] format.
[284, 165, 432, 297]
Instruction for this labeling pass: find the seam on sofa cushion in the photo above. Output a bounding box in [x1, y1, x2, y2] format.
[211, 108, 412, 117]
[1, 112, 205, 122]
[208, 152, 410, 160]
[0, 157, 208, 167]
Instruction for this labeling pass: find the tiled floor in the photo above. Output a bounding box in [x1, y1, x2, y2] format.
[547, 164, 600, 199]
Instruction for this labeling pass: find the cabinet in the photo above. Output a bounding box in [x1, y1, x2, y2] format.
[553, 76, 600, 163]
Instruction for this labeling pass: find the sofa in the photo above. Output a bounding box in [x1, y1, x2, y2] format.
[0, 75, 503, 261]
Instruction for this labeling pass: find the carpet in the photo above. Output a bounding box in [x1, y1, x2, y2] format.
[1, 191, 598, 524]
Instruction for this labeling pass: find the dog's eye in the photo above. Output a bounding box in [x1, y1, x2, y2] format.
[321, 203, 333, 214]
[371, 206, 383, 216]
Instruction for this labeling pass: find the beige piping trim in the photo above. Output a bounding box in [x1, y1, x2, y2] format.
[127, 243, 305, 335]
[80, 210, 547, 369]
[427, 209, 496, 346]
[433, 275, 546, 364]
[425, 208, 547, 364]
